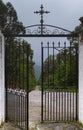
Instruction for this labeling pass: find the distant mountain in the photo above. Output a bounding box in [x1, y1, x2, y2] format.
[34, 64, 41, 80]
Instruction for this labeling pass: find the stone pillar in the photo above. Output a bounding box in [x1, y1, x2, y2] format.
[0, 30, 5, 125]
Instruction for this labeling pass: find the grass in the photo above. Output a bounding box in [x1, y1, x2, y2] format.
[38, 85, 78, 92]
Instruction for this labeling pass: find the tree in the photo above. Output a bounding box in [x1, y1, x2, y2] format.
[5, 2, 25, 34]
[0, 0, 7, 29]
[0, 1, 25, 34]
[40, 46, 78, 91]
[6, 38, 36, 91]
[0, 0, 36, 91]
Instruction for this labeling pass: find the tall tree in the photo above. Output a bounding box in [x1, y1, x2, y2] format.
[0, 0, 7, 29]
[5, 2, 25, 34]
[0, 0, 36, 90]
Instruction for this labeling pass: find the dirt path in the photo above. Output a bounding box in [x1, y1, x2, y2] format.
[29, 90, 41, 123]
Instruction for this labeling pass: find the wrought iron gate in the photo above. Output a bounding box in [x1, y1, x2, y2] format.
[41, 41, 78, 122]
[5, 41, 29, 130]
[4, 4, 79, 130]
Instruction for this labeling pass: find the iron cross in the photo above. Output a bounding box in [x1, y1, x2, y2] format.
[34, 5, 50, 34]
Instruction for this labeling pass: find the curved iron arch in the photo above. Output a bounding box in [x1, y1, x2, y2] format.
[25, 24, 72, 35]
[4, 24, 78, 37]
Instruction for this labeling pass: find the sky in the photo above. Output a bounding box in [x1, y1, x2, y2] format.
[2, 0, 83, 65]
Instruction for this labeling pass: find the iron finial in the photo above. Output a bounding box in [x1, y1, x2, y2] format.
[34, 5, 50, 34]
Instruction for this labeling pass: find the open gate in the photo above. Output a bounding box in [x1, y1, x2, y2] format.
[5, 41, 29, 130]
[41, 41, 78, 122]
[4, 4, 79, 130]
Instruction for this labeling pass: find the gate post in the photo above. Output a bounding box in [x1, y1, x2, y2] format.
[0, 30, 5, 125]
[79, 17, 83, 123]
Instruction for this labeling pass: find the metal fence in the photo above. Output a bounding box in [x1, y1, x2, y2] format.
[41, 41, 78, 122]
[5, 41, 29, 130]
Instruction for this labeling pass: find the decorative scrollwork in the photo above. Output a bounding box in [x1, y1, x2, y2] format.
[25, 24, 71, 35]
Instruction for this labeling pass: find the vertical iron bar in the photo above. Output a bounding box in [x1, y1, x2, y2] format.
[44, 46, 46, 121]
[20, 50, 22, 128]
[58, 43, 61, 121]
[69, 42, 72, 121]
[26, 44, 29, 130]
[72, 46, 74, 121]
[53, 42, 55, 121]
[14, 41, 16, 123]
[13, 41, 16, 123]
[45, 92, 46, 120]
[50, 48, 52, 121]
[73, 89, 74, 121]
[56, 48, 60, 120]
[23, 42, 25, 128]
[59, 90, 60, 121]
[16, 42, 19, 125]
[56, 89, 57, 121]
[67, 46, 69, 121]
[64, 42, 66, 121]
[47, 42, 50, 121]
[41, 42, 44, 122]
[67, 91, 69, 121]
[11, 41, 13, 120]
[12, 40, 16, 123]
[18, 42, 21, 126]
[62, 91, 63, 121]
[9, 41, 11, 120]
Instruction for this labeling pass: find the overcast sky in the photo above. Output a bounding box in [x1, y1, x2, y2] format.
[2, 0, 83, 65]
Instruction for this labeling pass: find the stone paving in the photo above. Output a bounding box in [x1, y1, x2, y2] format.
[0, 122, 83, 130]
[37, 123, 83, 130]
